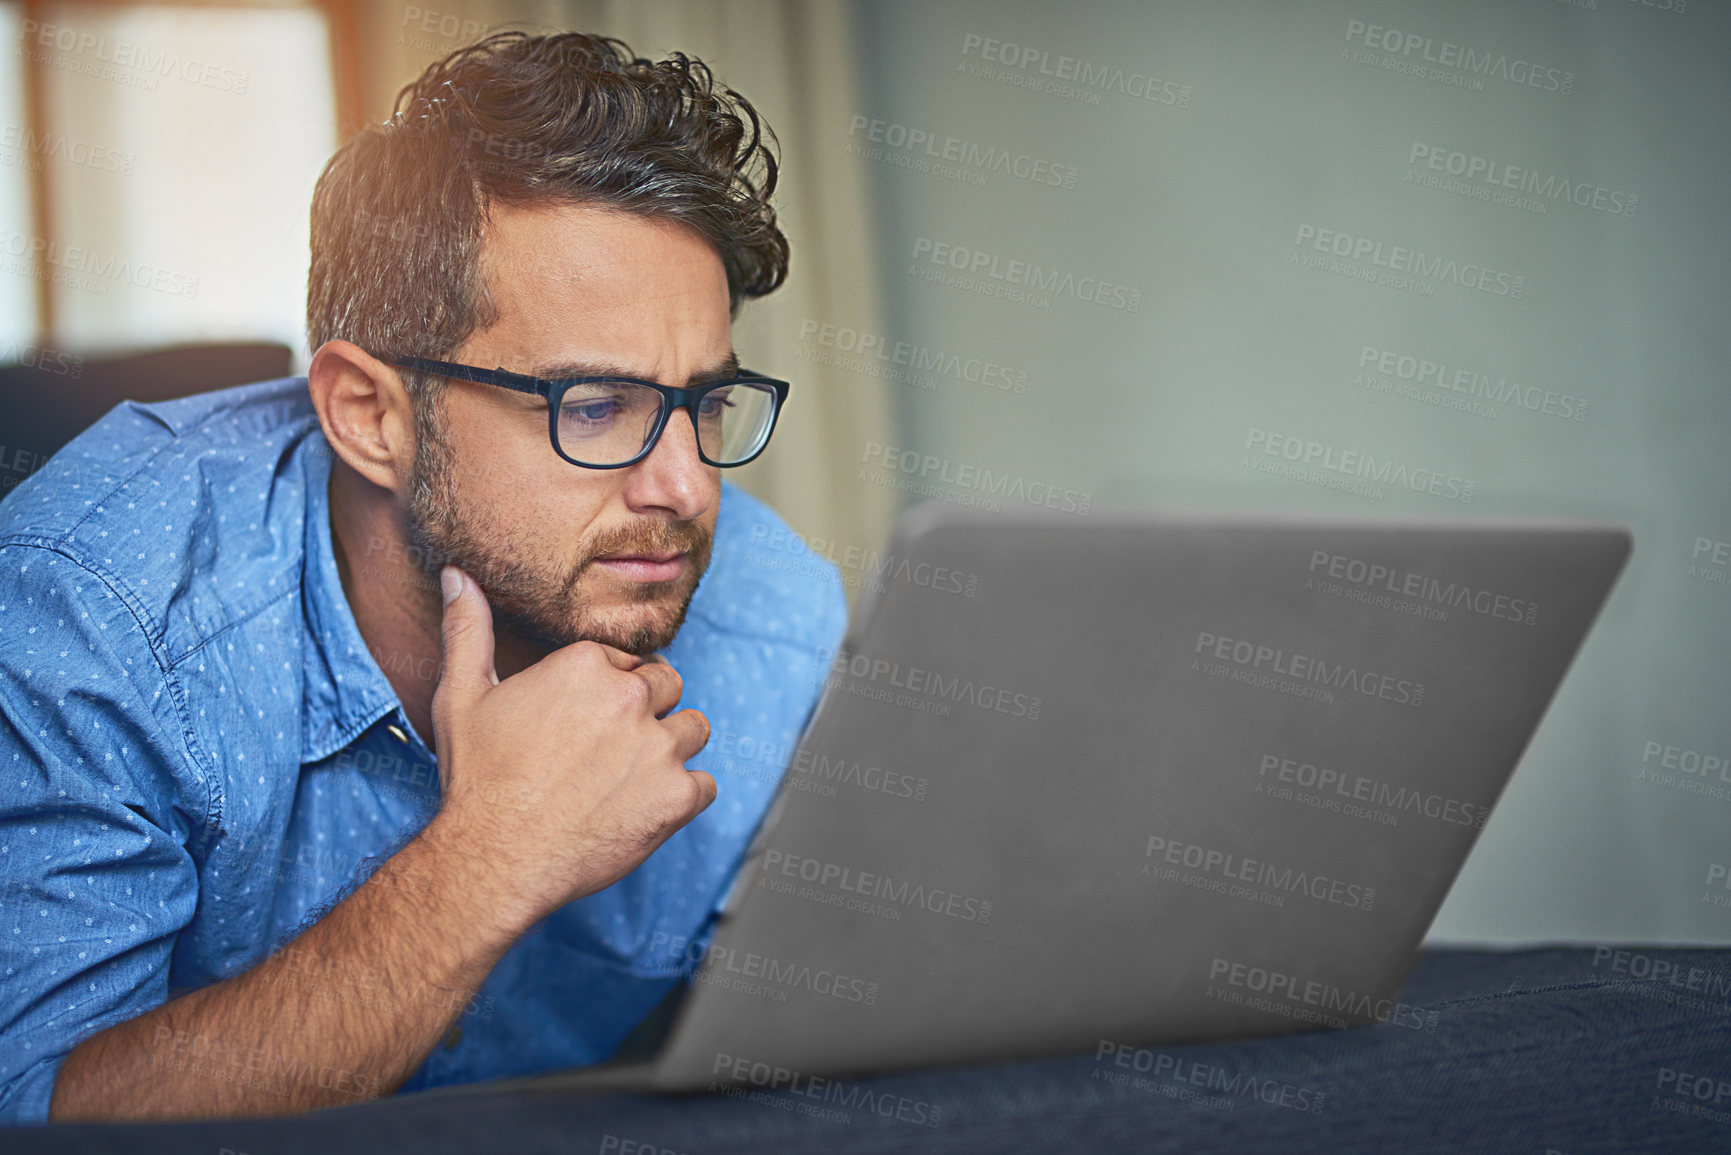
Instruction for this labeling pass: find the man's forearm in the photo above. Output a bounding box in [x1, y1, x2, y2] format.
[48, 816, 527, 1121]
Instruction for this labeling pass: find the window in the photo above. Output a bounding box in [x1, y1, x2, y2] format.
[9, 1, 336, 362]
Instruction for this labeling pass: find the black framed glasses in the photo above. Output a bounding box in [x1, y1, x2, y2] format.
[386, 355, 791, 469]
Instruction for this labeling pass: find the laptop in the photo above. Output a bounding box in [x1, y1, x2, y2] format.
[427, 501, 1631, 1098]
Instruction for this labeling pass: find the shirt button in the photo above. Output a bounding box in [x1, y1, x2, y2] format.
[386, 723, 409, 744]
[442, 1024, 462, 1050]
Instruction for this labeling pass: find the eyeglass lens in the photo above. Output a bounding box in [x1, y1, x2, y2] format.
[554, 380, 779, 466]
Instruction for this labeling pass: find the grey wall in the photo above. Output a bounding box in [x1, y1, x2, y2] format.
[825, 0, 1729, 945]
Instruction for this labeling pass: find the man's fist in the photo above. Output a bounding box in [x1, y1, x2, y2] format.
[424, 565, 715, 930]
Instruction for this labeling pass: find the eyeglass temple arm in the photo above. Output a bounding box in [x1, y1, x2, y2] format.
[390, 356, 547, 397]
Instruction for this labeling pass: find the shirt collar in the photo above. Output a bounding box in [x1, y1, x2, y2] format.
[299, 434, 407, 766]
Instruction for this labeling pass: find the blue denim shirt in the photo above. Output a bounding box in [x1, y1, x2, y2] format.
[0, 378, 845, 1125]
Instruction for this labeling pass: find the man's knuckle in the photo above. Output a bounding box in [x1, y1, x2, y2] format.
[614, 672, 652, 709]
[623, 671, 650, 709]
[564, 640, 606, 669]
[680, 776, 702, 813]
[635, 663, 668, 696]
[652, 725, 684, 762]
[668, 772, 704, 815]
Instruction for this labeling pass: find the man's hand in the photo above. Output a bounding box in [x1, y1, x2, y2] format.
[426, 565, 716, 929]
[45, 565, 718, 1123]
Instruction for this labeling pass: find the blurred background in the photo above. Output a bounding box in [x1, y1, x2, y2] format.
[0, 0, 1725, 948]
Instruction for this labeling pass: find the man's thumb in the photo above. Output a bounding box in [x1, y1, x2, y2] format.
[438, 565, 498, 703]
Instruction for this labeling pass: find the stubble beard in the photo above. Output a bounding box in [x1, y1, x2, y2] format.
[401, 391, 713, 656]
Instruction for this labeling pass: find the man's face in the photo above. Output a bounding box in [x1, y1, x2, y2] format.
[403, 202, 731, 655]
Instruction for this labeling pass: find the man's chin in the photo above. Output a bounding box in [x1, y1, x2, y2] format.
[581, 608, 689, 656]
[499, 590, 695, 657]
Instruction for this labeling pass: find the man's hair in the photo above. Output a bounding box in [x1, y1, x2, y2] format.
[306, 30, 787, 372]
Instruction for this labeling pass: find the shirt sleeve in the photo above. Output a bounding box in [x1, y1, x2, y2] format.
[0, 544, 205, 1126]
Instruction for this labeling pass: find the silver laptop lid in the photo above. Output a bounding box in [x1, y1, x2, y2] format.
[648, 503, 1631, 1090]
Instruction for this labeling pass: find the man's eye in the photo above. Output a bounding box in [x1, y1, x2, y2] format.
[698, 389, 735, 417]
[563, 399, 620, 423]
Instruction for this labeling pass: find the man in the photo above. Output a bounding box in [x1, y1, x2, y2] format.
[0, 31, 843, 1123]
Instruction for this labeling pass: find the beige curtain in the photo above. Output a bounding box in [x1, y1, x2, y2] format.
[355, 0, 897, 601]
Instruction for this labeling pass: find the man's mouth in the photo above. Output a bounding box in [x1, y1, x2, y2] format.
[593, 550, 687, 581]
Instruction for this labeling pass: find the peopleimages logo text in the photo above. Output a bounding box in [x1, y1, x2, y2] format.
[1408, 143, 1636, 217]
[1308, 549, 1538, 626]
[862, 440, 1090, 514]
[711, 1052, 943, 1126]
[798, 319, 1029, 393]
[1145, 836, 1375, 911]
[1358, 346, 1588, 421]
[1343, 20, 1573, 93]
[829, 647, 1043, 719]
[911, 237, 1142, 312]
[1208, 957, 1439, 1030]
[0, 228, 198, 298]
[0, 125, 133, 174]
[649, 932, 880, 1005]
[1195, 629, 1426, 707]
[1257, 753, 1488, 829]
[19, 20, 250, 93]
[1294, 225, 1524, 298]
[762, 850, 992, 923]
[848, 116, 1078, 188]
[1246, 428, 1474, 504]
[960, 33, 1191, 107]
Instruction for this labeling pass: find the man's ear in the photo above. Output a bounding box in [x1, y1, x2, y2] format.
[307, 340, 416, 493]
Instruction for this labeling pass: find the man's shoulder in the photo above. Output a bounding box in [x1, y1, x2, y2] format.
[0, 377, 322, 653]
[691, 481, 848, 650]
[0, 376, 317, 540]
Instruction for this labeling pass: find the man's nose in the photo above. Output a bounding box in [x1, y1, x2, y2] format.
[621, 407, 714, 519]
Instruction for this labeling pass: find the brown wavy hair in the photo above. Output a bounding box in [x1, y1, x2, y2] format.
[306, 30, 787, 378]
